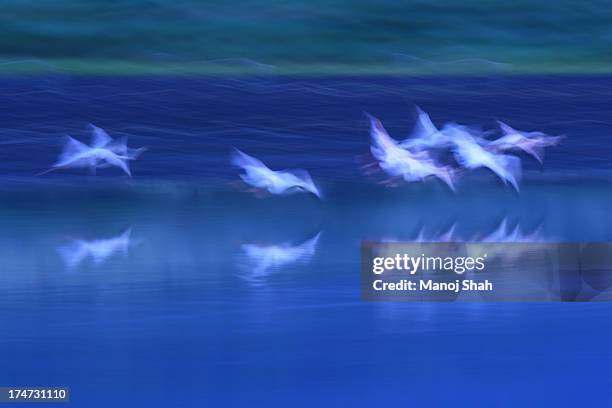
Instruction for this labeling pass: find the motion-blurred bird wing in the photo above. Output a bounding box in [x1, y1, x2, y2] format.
[89, 124, 113, 148]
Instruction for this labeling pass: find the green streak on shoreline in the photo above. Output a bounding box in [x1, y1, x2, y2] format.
[1, 59, 612, 76]
[1, 1, 611, 77]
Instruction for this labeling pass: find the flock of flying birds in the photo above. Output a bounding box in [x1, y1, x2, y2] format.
[47, 107, 562, 275]
[42, 106, 562, 196]
[366, 108, 563, 192]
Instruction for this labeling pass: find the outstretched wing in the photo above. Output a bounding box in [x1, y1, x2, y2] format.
[281, 168, 322, 198]
[411, 106, 439, 140]
[518, 143, 544, 164]
[106, 137, 147, 160]
[230, 149, 266, 169]
[89, 124, 113, 148]
[106, 136, 128, 155]
[101, 153, 132, 176]
[488, 154, 522, 192]
[56, 136, 89, 166]
[366, 113, 398, 160]
[497, 120, 517, 136]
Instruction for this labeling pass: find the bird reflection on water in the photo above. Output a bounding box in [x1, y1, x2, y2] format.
[58, 228, 134, 269]
[238, 233, 321, 282]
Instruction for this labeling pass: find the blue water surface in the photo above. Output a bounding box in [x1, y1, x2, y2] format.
[1, 76, 612, 407]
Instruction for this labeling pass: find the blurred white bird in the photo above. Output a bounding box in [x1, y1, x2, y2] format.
[405, 224, 459, 242]
[478, 219, 542, 242]
[484, 121, 563, 164]
[437, 224, 459, 242]
[58, 228, 133, 268]
[90, 124, 147, 161]
[240, 233, 321, 279]
[445, 124, 521, 191]
[231, 149, 321, 198]
[469, 219, 544, 263]
[399, 107, 452, 151]
[368, 114, 456, 191]
[479, 219, 519, 242]
[40, 124, 146, 176]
